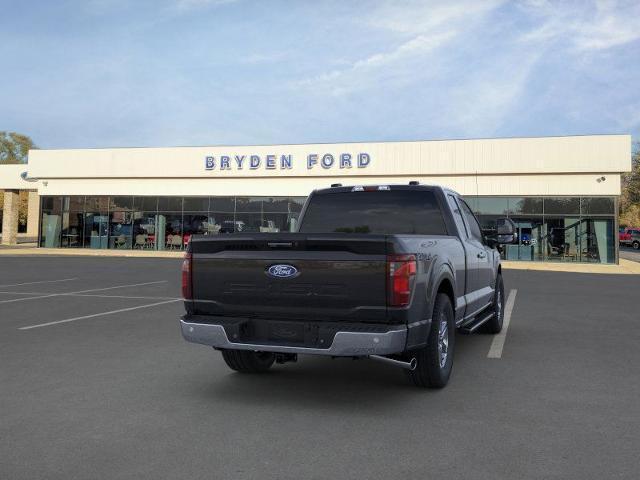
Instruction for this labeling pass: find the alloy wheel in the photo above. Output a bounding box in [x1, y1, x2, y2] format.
[438, 316, 449, 368]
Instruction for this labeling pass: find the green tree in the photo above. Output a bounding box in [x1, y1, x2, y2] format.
[0, 131, 36, 164]
[620, 142, 640, 227]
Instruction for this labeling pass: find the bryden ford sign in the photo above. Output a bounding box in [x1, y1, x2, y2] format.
[205, 153, 371, 171]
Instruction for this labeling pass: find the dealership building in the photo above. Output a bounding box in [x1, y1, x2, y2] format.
[0, 134, 632, 263]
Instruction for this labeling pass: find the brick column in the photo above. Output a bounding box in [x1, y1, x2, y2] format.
[26, 190, 40, 238]
[1, 189, 20, 245]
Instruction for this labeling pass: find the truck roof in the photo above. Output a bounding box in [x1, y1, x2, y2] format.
[313, 183, 462, 196]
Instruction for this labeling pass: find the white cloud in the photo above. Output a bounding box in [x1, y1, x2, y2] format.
[519, 0, 640, 51]
[297, 31, 455, 95]
[369, 0, 505, 35]
[440, 52, 542, 136]
[297, 0, 505, 96]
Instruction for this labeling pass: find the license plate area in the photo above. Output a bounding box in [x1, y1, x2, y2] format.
[268, 322, 306, 343]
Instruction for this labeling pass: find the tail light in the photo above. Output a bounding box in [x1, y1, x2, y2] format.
[181, 251, 192, 300]
[387, 254, 416, 307]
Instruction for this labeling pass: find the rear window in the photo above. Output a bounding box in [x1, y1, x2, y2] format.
[298, 190, 447, 235]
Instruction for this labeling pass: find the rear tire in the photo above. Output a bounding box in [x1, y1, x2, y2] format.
[407, 293, 455, 388]
[633, 241, 640, 250]
[221, 349, 275, 373]
[482, 273, 504, 334]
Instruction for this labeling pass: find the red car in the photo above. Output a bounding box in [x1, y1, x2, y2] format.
[620, 227, 640, 249]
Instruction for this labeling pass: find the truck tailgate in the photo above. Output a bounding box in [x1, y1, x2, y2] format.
[189, 234, 390, 323]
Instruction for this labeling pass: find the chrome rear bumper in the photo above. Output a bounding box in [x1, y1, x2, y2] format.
[180, 319, 407, 356]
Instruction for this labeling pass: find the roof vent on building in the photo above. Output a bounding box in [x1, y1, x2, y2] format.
[408, 181, 420, 185]
[330, 183, 342, 187]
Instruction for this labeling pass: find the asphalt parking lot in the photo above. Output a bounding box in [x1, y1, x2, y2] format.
[1, 256, 639, 480]
[620, 245, 640, 263]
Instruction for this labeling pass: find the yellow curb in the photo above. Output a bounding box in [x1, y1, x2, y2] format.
[0, 247, 184, 259]
[503, 258, 640, 275]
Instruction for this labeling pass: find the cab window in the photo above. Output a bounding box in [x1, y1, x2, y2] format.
[459, 200, 483, 243]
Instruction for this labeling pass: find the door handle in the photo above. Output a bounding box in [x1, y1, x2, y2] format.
[477, 251, 487, 259]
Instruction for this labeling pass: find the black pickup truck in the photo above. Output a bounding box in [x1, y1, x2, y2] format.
[180, 184, 516, 388]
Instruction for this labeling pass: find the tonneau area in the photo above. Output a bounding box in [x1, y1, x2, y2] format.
[188, 233, 394, 323]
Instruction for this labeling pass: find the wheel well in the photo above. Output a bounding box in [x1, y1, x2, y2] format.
[437, 278, 455, 310]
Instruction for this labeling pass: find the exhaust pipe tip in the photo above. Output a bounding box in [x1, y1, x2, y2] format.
[408, 357, 417, 371]
[369, 354, 417, 371]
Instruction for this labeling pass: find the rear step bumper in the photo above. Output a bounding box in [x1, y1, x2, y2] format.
[180, 319, 408, 356]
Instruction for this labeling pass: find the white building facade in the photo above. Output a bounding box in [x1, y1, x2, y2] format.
[0, 134, 632, 263]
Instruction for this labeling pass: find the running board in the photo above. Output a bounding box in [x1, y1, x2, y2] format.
[459, 311, 494, 334]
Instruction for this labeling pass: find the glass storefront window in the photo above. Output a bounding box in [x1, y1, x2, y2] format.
[183, 212, 210, 246]
[235, 197, 263, 212]
[61, 197, 84, 248]
[581, 218, 614, 263]
[84, 213, 109, 249]
[158, 197, 182, 212]
[183, 197, 209, 212]
[85, 196, 109, 214]
[109, 211, 133, 249]
[156, 213, 183, 250]
[543, 217, 581, 261]
[36, 194, 618, 264]
[543, 197, 580, 215]
[235, 212, 263, 232]
[474, 197, 509, 216]
[502, 217, 544, 261]
[289, 197, 306, 212]
[211, 212, 236, 234]
[133, 212, 157, 249]
[134, 196, 158, 212]
[110, 196, 133, 211]
[262, 197, 290, 212]
[581, 197, 614, 215]
[40, 197, 63, 247]
[508, 197, 542, 216]
[209, 196, 235, 212]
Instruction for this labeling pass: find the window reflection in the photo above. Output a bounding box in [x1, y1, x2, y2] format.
[38, 195, 616, 264]
[157, 213, 183, 250]
[61, 197, 84, 248]
[109, 211, 132, 249]
[133, 212, 157, 249]
[40, 197, 63, 247]
[580, 197, 614, 215]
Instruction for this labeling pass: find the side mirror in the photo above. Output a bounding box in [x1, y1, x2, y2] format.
[496, 218, 517, 244]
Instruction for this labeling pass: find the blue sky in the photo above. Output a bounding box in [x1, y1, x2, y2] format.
[1, 0, 639, 149]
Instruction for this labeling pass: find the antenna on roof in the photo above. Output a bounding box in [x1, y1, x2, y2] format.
[408, 181, 419, 185]
[330, 183, 342, 187]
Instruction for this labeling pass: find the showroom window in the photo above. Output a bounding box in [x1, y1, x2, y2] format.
[40, 195, 307, 251]
[464, 196, 616, 264]
[39, 194, 615, 263]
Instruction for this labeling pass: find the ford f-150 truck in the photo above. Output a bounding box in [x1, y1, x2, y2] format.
[180, 184, 516, 388]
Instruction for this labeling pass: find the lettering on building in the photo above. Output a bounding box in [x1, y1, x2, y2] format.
[205, 153, 370, 171]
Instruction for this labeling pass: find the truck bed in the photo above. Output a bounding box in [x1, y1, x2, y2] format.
[187, 233, 394, 323]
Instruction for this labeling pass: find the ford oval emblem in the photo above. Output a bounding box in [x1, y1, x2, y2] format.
[266, 264, 299, 279]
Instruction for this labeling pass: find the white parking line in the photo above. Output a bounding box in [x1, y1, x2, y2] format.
[487, 289, 517, 359]
[0, 290, 179, 300]
[19, 299, 181, 330]
[0, 278, 79, 288]
[0, 281, 168, 305]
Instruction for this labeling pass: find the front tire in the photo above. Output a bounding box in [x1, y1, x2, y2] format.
[407, 293, 455, 388]
[633, 241, 640, 250]
[482, 273, 504, 334]
[221, 349, 275, 373]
